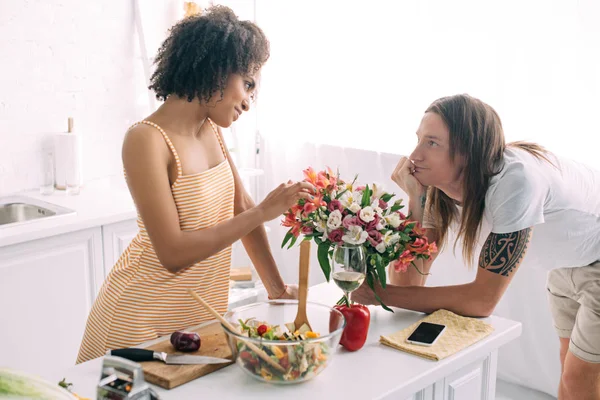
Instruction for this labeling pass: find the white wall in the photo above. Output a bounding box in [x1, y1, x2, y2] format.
[0, 0, 152, 195]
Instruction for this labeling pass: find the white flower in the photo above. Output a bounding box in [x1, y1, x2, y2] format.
[349, 203, 362, 213]
[340, 190, 362, 209]
[327, 210, 343, 230]
[376, 222, 385, 230]
[314, 219, 328, 233]
[382, 231, 400, 246]
[342, 225, 368, 245]
[385, 213, 402, 228]
[359, 206, 376, 223]
[376, 242, 387, 253]
[371, 182, 385, 199]
[374, 206, 384, 217]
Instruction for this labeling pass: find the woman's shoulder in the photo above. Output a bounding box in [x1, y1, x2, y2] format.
[123, 121, 172, 162]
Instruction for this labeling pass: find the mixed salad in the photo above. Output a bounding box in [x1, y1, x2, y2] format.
[235, 318, 330, 382]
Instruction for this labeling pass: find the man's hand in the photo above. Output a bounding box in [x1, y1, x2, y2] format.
[351, 282, 382, 306]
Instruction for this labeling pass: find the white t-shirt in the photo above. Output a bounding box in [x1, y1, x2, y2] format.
[426, 147, 600, 270]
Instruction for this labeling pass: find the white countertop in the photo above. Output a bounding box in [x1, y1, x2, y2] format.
[54, 282, 522, 400]
[0, 176, 137, 247]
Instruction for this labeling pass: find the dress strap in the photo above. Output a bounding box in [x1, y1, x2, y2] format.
[131, 120, 183, 179]
[207, 119, 228, 157]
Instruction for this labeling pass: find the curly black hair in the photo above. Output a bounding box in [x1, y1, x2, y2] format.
[149, 5, 270, 102]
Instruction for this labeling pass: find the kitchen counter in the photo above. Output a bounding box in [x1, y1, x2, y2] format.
[54, 282, 522, 400]
[0, 176, 136, 247]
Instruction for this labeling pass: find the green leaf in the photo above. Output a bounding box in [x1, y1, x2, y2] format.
[317, 242, 332, 281]
[380, 193, 394, 202]
[376, 255, 387, 288]
[390, 204, 402, 212]
[281, 231, 293, 249]
[404, 222, 416, 232]
[287, 234, 298, 249]
[335, 188, 348, 199]
[375, 292, 394, 312]
[361, 184, 371, 208]
[398, 232, 411, 242]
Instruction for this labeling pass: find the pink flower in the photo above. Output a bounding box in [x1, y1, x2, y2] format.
[428, 242, 438, 254]
[303, 202, 317, 217]
[367, 230, 382, 247]
[342, 215, 361, 229]
[355, 185, 366, 191]
[328, 199, 343, 212]
[365, 214, 381, 231]
[393, 260, 410, 273]
[301, 226, 313, 235]
[393, 250, 416, 273]
[399, 211, 407, 220]
[328, 228, 344, 244]
[412, 222, 426, 236]
[378, 198, 388, 210]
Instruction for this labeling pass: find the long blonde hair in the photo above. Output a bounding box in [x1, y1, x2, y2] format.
[425, 94, 551, 266]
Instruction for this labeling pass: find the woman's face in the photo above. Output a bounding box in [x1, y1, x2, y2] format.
[205, 72, 259, 127]
[409, 112, 463, 188]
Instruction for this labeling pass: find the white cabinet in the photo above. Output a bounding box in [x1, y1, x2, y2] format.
[406, 351, 498, 400]
[0, 227, 103, 377]
[101, 218, 138, 278]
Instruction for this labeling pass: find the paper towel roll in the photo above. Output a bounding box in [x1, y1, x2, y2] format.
[54, 117, 81, 190]
[54, 133, 71, 190]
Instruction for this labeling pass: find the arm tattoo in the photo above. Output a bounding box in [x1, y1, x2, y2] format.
[479, 228, 532, 276]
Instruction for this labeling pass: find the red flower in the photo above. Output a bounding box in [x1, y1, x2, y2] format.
[301, 225, 314, 235]
[407, 237, 429, 255]
[378, 198, 388, 210]
[281, 213, 297, 228]
[291, 223, 302, 238]
[328, 228, 344, 244]
[328, 199, 343, 212]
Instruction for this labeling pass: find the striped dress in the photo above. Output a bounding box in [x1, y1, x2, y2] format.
[76, 119, 234, 363]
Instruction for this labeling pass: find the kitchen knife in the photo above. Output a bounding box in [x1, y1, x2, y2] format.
[109, 348, 231, 365]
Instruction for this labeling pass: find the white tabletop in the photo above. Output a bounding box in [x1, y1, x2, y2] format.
[54, 282, 521, 400]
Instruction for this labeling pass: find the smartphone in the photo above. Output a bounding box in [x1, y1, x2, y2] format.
[405, 322, 446, 346]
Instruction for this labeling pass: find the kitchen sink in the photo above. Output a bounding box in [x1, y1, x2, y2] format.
[0, 196, 75, 227]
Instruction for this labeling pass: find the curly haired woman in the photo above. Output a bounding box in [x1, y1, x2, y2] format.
[76, 6, 314, 363]
[354, 94, 600, 400]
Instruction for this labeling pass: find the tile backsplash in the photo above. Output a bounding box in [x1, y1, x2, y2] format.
[0, 0, 155, 195]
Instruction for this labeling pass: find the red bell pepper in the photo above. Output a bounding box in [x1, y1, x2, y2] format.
[333, 304, 370, 351]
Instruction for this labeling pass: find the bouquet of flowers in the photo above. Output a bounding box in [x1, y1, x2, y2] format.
[281, 167, 437, 311]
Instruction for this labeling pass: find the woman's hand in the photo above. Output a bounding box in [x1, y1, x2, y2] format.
[279, 284, 298, 300]
[391, 157, 427, 199]
[257, 181, 316, 222]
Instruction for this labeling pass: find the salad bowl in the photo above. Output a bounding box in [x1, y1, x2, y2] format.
[222, 300, 346, 384]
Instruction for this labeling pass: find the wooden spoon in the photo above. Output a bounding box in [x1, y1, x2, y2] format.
[187, 289, 285, 372]
[293, 240, 312, 332]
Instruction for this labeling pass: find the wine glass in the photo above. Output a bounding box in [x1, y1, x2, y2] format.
[331, 244, 367, 304]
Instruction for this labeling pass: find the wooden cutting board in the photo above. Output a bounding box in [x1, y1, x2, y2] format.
[140, 320, 234, 389]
